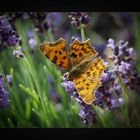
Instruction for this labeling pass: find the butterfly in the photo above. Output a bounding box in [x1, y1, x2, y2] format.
[40, 38, 107, 105]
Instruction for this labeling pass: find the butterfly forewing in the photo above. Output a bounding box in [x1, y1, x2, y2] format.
[69, 39, 98, 65]
[40, 38, 72, 70]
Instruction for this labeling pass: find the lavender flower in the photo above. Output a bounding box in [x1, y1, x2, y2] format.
[93, 38, 140, 113]
[79, 104, 97, 125]
[28, 12, 48, 33]
[28, 38, 37, 53]
[111, 99, 119, 108]
[7, 35, 20, 46]
[27, 30, 37, 53]
[13, 50, 24, 58]
[93, 48, 137, 111]
[0, 15, 20, 49]
[27, 30, 34, 38]
[46, 12, 62, 28]
[0, 74, 10, 108]
[61, 73, 75, 95]
[105, 38, 139, 93]
[7, 12, 48, 33]
[6, 75, 12, 86]
[61, 81, 75, 93]
[69, 12, 90, 29]
[71, 36, 79, 41]
[118, 61, 131, 75]
[71, 36, 81, 42]
[28, 38, 37, 48]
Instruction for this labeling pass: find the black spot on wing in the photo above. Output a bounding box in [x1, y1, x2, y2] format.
[59, 51, 62, 55]
[71, 52, 77, 58]
[82, 79, 86, 82]
[86, 72, 91, 77]
[52, 55, 58, 63]
[86, 83, 90, 86]
[79, 52, 82, 57]
[63, 56, 67, 59]
[59, 61, 64, 66]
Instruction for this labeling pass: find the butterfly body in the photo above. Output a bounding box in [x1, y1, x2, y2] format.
[40, 38, 107, 105]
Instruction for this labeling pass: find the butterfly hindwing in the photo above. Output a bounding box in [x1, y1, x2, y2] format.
[73, 57, 107, 105]
[40, 38, 72, 70]
[73, 76, 97, 105]
[83, 57, 106, 83]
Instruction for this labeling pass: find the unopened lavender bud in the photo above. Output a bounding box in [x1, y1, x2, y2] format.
[6, 75, 12, 86]
[13, 50, 24, 58]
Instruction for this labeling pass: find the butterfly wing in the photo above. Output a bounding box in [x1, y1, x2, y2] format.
[69, 39, 98, 65]
[73, 57, 107, 105]
[40, 38, 72, 70]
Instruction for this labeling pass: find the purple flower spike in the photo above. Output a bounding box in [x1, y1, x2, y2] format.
[105, 38, 140, 94]
[69, 12, 90, 29]
[118, 61, 131, 74]
[27, 30, 34, 38]
[0, 15, 20, 49]
[6, 75, 12, 86]
[111, 99, 119, 108]
[13, 50, 24, 58]
[61, 81, 75, 94]
[0, 75, 10, 108]
[7, 36, 19, 46]
[107, 38, 115, 49]
[28, 38, 37, 50]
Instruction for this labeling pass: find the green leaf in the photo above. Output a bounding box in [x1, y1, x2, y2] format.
[25, 99, 31, 120]
[19, 84, 39, 103]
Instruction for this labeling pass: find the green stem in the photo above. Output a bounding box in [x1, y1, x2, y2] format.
[80, 26, 86, 41]
[15, 20, 48, 126]
[133, 13, 140, 74]
[23, 57, 47, 113]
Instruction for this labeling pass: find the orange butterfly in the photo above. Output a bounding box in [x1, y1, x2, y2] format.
[40, 38, 107, 105]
